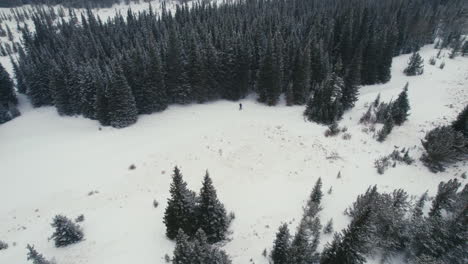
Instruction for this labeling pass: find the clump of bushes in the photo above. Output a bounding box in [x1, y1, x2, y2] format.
[0, 240, 8, 250]
[375, 148, 414, 174]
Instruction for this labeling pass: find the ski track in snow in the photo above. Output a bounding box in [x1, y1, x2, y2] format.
[0, 4, 467, 264]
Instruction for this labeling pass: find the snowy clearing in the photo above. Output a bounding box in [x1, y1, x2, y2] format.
[0, 44, 467, 263]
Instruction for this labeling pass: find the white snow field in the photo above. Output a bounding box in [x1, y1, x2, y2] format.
[0, 10, 467, 264]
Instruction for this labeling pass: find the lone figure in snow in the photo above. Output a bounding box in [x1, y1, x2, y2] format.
[239, 103, 243, 110]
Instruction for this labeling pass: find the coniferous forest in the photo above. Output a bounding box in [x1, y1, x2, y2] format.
[13, 0, 466, 128]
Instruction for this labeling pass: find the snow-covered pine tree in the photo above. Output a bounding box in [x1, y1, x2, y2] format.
[164, 166, 197, 239]
[323, 219, 333, 234]
[106, 64, 138, 128]
[257, 37, 280, 105]
[428, 179, 461, 218]
[289, 221, 318, 264]
[341, 51, 361, 110]
[304, 72, 344, 125]
[377, 113, 394, 142]
[197, 170, 228, 243]
[421, 126, 468, 172]
[166, 26, 191, 105]
[0, 62, 17, 107]
[271, 224, 291, 264]
[50, 215, 84, 247]
[452, 104, 468, 137]
[26, 244, 54, 264]
[403, 52, 424, 76]
[391, 82, 410, 125]
[320, 206, 374, 264]
[172, 229, 194, 264]
[292, 45, 311, 105]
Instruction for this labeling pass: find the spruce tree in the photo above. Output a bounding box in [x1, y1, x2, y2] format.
[197, 171, 228, 243]
[304, 72, 344, 125]
[320, 207, 373, 264]
[452, 104, 468, 137]
[166, 26, 191, 104]
[0, 62, 17, 107]
[271, 224, 291, 264]
[377, 114, 394, 142]
[341, 52, 361, 110]
[50, 215, 84, 247]
[172, 229, 194, 264]
[404, 52, 424, 76]
[391, 82, 410, 125]
[107, 65, 138, 128]
[257, 38, 280, 105]
[289, 221, 316, 264]
[421, 126, 468, 172]
[164, 166, 197, 239]
[26, 245, 53, 264]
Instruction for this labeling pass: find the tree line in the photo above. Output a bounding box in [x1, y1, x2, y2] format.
[13, 0, 465, 128]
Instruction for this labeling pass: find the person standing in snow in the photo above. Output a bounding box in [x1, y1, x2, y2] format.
[239, 103, 243, 110]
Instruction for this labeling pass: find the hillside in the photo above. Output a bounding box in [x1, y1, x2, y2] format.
[0, 42, 467, 263]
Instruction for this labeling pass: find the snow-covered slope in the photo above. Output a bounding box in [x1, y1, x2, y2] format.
[0, 44, 467, 263]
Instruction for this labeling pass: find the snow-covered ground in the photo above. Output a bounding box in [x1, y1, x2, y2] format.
[0, 43, 467, 263]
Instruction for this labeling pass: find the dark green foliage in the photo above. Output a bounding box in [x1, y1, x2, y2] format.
[0, 62, 17, 106]
[50, 215, 84, 247]
[452, 104, 468, 137]
[377, 113, 394, 142]
[289, 221, 319, 264]
[172, 229, 232, 264]
[197, 171, 228, 243]
[429, 179, 461, 218]
[271, 224, 291, 264]
[391, 83, 410, 125]
[320, 207, 374, 264]
[408, 180, 467, 264]
[164, 168, 230, 243]
[304, 72, 344, 125]
[0, 240, 7, 250]
[404, 52, 424, 76]
[107, 65, 138, 128]
[421, 126, 468, 172]
[164, 167, 197, 239]
[26, 245, 53, 264]
[323, 219, 333, 234]
[16, 0, 458, 127]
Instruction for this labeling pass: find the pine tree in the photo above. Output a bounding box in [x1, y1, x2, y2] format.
[271, 224, 291, 264]
[172, 230, 194, 264]
[452, 104, 468, 137]
[320, 207, 373, 264]
[291, 45, 311, 105]
[142, 45, 167, 112]
[391, 82, 410, 125]
[107, 65, 138, 128]
[377, 114, 394, 142]
[428, 179, 461, 218]
[0, 62, 17, 107]
[324, 219, 333, 234]
[257, 38, 280, 105]
[404, 52, 424, 76]
[166, 26, 191, 104]
[26, 245, 53, 264]
[421, 126, 468, 172]
[304, 72, 344, 125]
[50, 215, 84, 247]
[197, 171, 228, 243]
[289, 221, 316, 264]
[164, 166, 197, 239]
[341, 51, 361, 110]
